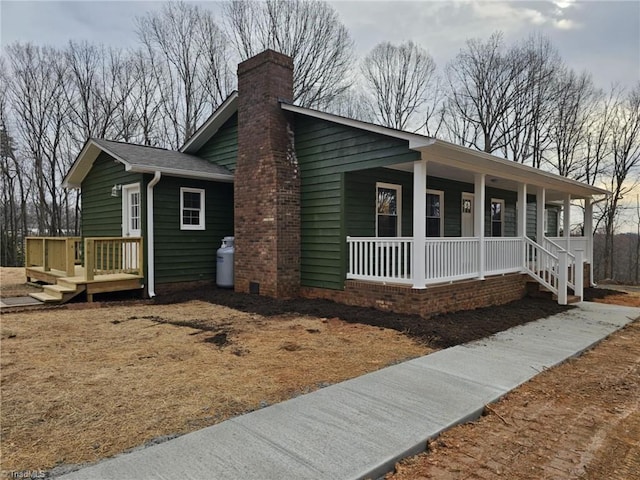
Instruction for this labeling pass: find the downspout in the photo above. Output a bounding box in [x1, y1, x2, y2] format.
[146, 171, 161, 297]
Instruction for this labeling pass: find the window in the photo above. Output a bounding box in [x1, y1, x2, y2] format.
[180, 187, 205, 230]
[376, 183, 401, 237]
[491, 199, 504, 237]
[426, 190, 444, 237]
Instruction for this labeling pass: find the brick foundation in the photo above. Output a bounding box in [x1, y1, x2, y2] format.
[300, 273, 529, 318]
[234, 50, 300, 298]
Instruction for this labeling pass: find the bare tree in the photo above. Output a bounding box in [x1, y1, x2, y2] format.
[136, 1, 234, 147]
[361, 41, 438, 131]
[500, 34, 561, 167]
[546, 69, 597, 179]
[5, 43, 68, 234]
[224, 0, 354, 109]
[600, 83, 640, 278]
[445, 32, 525, 153]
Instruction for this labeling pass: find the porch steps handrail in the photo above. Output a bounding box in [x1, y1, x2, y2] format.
[542, 237, 576, 290]
[523, 236, 561, 297]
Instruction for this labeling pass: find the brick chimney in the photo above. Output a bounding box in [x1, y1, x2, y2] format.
[234, 50, 300, 298]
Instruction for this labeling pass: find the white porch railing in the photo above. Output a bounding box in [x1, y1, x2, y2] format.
[347, 237, 413, 284]
[347, 235, 582, 304]
[547, 236, 589, 263]
[485, 238, 523, 274]
[425, 237, 479, 283]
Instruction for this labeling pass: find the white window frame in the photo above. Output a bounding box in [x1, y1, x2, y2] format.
[376, 182, 402, 237]
[180, 187, 205, 231]
[491, 198, 505, 237]
[426, 189, 444, 237]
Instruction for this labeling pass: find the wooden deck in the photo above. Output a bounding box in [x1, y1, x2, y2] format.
[27, 266, 143, 303]
[25, 236, 145, 304]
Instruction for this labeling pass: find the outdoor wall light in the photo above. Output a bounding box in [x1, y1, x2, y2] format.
[111, 184, 122, 197]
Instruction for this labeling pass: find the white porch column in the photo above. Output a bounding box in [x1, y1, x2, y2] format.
[563, 194, 571, 253]
[584, 197, 594, 285]
[517, 183, 527, 238]
[475, 173, 486, 280]
[536, 187, 546, 243]
[412, 159, 427, 289]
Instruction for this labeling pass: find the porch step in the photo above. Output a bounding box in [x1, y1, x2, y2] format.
[553, 294, 582, 305]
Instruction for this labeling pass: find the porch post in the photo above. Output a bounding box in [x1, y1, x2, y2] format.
[563, 194, 571, 253]
[474, 173, 486, 280]
[412, 159, 427, 289]
[584, 197, 594, 285]
[536, 187, 545, 243]
[517, 183, 527, 238]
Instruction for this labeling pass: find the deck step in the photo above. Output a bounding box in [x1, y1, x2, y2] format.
[30, 292, 63, 303]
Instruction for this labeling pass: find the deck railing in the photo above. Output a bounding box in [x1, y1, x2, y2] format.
[25, 236, 143, 281]
[25, 237, 82, 276]
[84, 237, 143, 281]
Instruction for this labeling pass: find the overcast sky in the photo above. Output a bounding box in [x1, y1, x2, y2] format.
[1, 0, 639, 91]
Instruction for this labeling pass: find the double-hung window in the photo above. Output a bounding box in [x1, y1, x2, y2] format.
[376, 183, 401, 237]
[180, 187, 205, 230]
[491, 198, 504, 237]
[426, 189, 444, 237]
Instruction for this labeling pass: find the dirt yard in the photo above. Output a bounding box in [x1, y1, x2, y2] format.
[1, 267, 638, 478]
[0, 267, 41, 298]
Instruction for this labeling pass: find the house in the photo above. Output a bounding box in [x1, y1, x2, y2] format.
[26, 49, 608, 315]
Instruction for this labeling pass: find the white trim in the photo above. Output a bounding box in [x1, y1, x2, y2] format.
[475, 173, 486, 279]
[122, 183, 141, 237]
[490, 198, 505, 237]
[517, 183, 527, 238]
[375, 182, 402, 237]
[180, 187, 206, 231]
[426, 189, 444, 237]
[180, 92, 239, 153]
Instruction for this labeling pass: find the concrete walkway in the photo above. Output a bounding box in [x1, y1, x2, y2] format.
[58, 301, 639, 480]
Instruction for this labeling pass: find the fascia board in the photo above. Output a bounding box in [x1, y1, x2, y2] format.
[180, 92, 238, 153]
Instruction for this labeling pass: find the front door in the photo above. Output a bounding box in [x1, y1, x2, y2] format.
[461, 192, 475, 237]
[122, 184, 141, 269]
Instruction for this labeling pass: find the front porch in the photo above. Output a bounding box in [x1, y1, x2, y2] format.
[25, 236, 144, 303]
[346, 235, 587, 305]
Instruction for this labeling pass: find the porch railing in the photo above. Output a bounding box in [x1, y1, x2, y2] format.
[425, 237, 479, 283]
[347, 235, 581, 304]
[25, 237, 82, 276]
[347, 237, 413, 284]
[25, 236, 143, 281]
[547, 236, 589, 263]
[485, 238, 524, 275]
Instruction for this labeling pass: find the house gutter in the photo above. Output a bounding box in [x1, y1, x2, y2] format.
[146, 171, 162, 298]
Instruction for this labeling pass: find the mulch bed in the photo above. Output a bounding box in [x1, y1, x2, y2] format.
[153, 284, 585, 349]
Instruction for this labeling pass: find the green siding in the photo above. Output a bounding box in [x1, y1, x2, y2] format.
[485, 187, 518, 237]
[296, 115, 420, 290]
[195, 113, 238, 172]
[81, 153, 143, 238]
[153, 177, 234, 284]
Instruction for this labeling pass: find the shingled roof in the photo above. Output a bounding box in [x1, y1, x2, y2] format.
[63, 138, 233, 188]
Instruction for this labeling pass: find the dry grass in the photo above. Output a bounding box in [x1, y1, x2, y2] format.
[0, 300, 429, 474]
[0, 267, 41, 298]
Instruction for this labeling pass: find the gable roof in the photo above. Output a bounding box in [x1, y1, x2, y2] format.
[180, 92, 238, 154]
[280, 103, 609, 200]
[63, 138, 234, 189]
